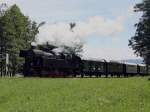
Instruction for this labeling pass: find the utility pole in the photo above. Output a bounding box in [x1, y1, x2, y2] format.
[0, 41, 5, 77]
[6, 53, 9, 76]
[0, 45, 2, 77]
[0, 39, 6, 77]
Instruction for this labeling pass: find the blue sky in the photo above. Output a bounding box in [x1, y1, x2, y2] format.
[1, 0, 142, 60]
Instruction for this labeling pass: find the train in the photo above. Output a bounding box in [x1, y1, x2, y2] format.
[20, 48, 150, 78]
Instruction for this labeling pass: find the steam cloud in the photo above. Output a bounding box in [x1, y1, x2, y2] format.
[36, 15, 124, 47]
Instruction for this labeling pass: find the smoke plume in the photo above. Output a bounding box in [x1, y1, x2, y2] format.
[36, 15, 124, 47]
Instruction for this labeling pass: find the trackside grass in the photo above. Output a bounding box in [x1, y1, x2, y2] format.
[0, 77, 150, 112]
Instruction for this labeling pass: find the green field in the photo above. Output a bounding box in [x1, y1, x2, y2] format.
[0, 77, 150, 112]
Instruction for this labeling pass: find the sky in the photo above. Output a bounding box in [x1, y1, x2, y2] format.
[0, 0, 143, 60]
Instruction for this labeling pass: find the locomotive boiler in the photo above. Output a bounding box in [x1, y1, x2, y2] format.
[20, 48, 82, 77]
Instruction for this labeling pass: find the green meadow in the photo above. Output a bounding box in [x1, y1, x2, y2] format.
[0, 77, 150, 112]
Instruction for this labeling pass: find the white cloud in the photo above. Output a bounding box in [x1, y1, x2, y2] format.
[83, 45, 140, 60]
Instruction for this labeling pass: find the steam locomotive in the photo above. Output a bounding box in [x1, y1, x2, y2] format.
[20, 48, 150, 77]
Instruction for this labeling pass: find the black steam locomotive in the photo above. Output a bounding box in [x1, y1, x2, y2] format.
[20, 48, 150, 78]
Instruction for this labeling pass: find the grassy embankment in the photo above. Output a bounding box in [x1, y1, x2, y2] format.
[0, 77, 150, 112]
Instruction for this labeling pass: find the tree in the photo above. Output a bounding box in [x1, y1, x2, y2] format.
[61, 43, 83, 56]
[0, 4, 43, 75]
[129, 0, 150, 65]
